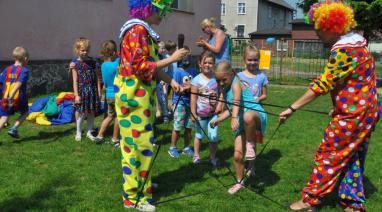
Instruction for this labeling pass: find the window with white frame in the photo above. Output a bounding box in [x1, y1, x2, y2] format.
[238, 3, 246, 14]
[221, 3, 226, 15]
[236, 25, 245, 38]
[277, 39, 288, 52]
[171, 0, 193, 12]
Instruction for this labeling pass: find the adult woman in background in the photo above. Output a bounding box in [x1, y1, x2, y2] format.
[196, 17, 230, 63]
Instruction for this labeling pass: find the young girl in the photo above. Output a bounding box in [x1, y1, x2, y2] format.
[211, 60, 266, 194]
[70, 37, 101, 142]
[190, 51, 220, 166]
[237, 45, 268, 163]
[93, 40, 120, 146]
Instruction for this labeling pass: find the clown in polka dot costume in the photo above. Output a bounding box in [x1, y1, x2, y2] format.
[280, 1, 381, 211]
[116, 0, 188, 210]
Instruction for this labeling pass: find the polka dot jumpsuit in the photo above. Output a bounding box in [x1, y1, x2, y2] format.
[114, 24, 158, 206]
[305, 34, 381, 211]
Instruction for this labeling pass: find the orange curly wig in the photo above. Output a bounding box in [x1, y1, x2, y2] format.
[306, 1, 357, 34]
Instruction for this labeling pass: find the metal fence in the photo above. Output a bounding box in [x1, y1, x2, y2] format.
[230, 38, 329, 84]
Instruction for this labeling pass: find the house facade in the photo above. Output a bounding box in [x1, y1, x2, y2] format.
[0, 0, 220, 61]
[221, 0, 294, 39]
[220, 0, 259, 38]
[0, 0, 220, 96]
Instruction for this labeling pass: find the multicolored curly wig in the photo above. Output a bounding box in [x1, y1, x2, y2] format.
[305, 0, 357, 34]
[128, 0, 173, 20]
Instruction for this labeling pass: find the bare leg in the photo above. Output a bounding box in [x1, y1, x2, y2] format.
[194, 137, 201, 157]
[97, 115, 113, 138]
[13, 112, 28, 128]
[184, 128, 191, 148]
[0, 116, 9, 129]
[234, 133, 246, 182]
[171, 130, 179, 147]
[112, 118, 120, 141]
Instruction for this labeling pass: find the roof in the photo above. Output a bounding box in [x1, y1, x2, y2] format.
[249, 28, 292, 39]
[267, 0, 295, 11]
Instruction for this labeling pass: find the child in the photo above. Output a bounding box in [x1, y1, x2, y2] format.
[210, 61, 266, 194]
[70, 37, 101, 142]
[155, 41, 169, 123]
[237, 45, 268, 169]
[93, 40, 120, 146]
[169, 46, 197, 158]
[0, 47, 30, 138]
[190, 51, 220, 166]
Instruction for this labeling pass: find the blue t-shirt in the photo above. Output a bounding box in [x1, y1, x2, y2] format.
[172, 67, 198, 106]
[101, 58, 119, 99]
[237, 70, 269, 101]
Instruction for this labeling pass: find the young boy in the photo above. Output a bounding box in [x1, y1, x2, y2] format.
[168, 46, 198, 158]
[0, 47, 30, 138]
[156, 40, 178, 122]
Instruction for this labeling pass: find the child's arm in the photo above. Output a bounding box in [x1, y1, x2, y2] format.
[210, 109, 230, 128]
[71, 66, 80, 103]
[96, 68, 102, 98]
[7, 82, 22, 105]
[231, 80, 241, 131]
[190, 85, 198, 122]
[214, 93, 224, 114]
[256, 85, 267, 103]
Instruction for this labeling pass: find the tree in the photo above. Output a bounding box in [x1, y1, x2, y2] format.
[298, 0, 382, 40]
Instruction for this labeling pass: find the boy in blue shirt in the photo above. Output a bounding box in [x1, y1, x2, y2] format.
[0, 47, 30, 139]
[168, 51, 198, 158]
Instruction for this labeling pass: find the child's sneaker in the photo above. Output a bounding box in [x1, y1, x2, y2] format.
[228, 183, 245, 194]
[7, 128, 19, 138]
[86, 131, 96, 141]
[93, 136, 104, 144]
[182, 147, 194, 156]
[111, 139, 120, 147]
[163, 117, 169, 123]
[209, 158, 220, 168]
[245, 142, 256, 160]
[168, 147, 180, 158]
[193, 155, 201, 164]
[75, 134, 82, 142]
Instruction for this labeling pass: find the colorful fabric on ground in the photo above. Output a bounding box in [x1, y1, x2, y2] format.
[27, 92, 76, 126]
[303, 32, 381, 210]
[70, 58, 100, 114]
[116, 21, 158, 206]
[0, 65, 29, 115]
[41, 96, 60, 117]
[56, 92, 75, 105]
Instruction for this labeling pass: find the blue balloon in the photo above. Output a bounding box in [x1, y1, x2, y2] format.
[266, 37, 275, 43]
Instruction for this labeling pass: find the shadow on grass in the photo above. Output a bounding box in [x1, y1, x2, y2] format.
[153, 147, 282, 204]
[14, 127, 75, 144]
[247, 149, 282, 194]
[0, 174, 77, 211]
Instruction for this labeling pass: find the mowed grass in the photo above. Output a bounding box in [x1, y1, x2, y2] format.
[0, 85, 381, 211]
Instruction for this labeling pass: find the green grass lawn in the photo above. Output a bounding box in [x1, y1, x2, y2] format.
[0, 86, 381, 211]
